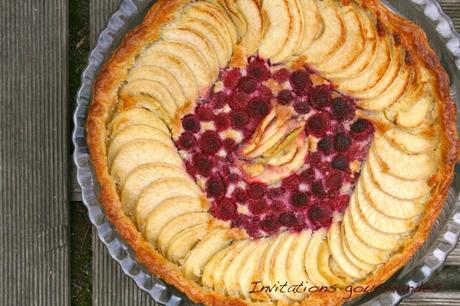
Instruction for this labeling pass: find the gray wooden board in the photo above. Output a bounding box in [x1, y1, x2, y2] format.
[0, 0, 69, 305]
[86, 0, 460, 305]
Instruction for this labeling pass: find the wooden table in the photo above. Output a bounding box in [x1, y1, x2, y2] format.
[1, 0, 460, 305]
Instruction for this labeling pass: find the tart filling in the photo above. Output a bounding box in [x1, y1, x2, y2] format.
[176, 57, 373, 237]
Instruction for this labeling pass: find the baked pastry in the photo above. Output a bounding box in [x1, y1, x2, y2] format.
[86, 0, 459, 304]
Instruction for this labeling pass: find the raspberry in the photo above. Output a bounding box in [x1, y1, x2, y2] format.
[247, 58, 270, 81]
[282, 175, 300, 189]
[306, 113, 330, 137]
[308, 205, 332, 228]
[311, 182, 325, 197]
[238, 76, 258, 94]
[192, 153, 214, 176]
[177, 132, 196, 150]
[248, 182, 267, 199]
[223, 68, 242, 88]
[232, 188, 248, 203]
[269, 187, 286, 198]
[351, 119, 374, 140]
[331, 155, 349, 170]
[318, 136, 333, 155]
[215, 113, 231, 131]
[182, 114, 200, 133]
[206, 176, 226, 198]
[230, 111, 249, 128]
[300, 168, 315, 182]
[290, 191, 309, 207]
[199, 131, 222, 155]
[223, 138, 237, 152]
[273, 68, 290, 83]
[310, 85, 331, 109]
[258, 86, 273, 99]
[211, 92, 230, 109]
[294, 101, 310, 114]
[261, 215, 280, 234]
[229, 173, 240, 182]
[271, 200, 285, 212]
[196, 104, 215, 120]
[213, 198, 238, 221]
[229, 92, 249, 110]
[332, 97, 355, 121]
[248, 98, 270, 117]
[279, 212, 298, 227]
[334, 133, 351, 152]
[325, 171, 343, 191]
[277, 89, 294, 105]
[290, 70, 311, 90]
[248, 199, 268, 215]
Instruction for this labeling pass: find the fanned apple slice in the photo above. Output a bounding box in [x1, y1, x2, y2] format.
[157, 212, 209, 254]
[121, 79, 177, 116]
[271, 0, 303, 63]
[303, 0, 345, 65]
[202, 243, 231, 291]
[166, 223, 209, 263]
[367, 152, 432, 200]
[361, 165, 425, 219]
[384, 128, 438, 155]
[182, 228, 232, 281]
[236, 0, 264, 55]
[135, 178, 202, 230]
[395, 94, 434, 129]
[287, 230, 313, 298]
[342, 209, 389, 265]
[317, 238, 350, 287]
[384, 79, 425, 121]
[110, 139, 183, 186]
[337, 36, 390, 92]
[327, 217, 366, 279]
[121, 163, 190, 217]
[258, 0, 291, 59]
[185, 4, 234, 60]
[144, 196, 206, 244]
[373, 135, 436, 180]
[118, 95, 172, 125]
[295, 0, 322, 54]
[356, 183, 417, 234]
[238, 238, 271, 300]
[161, 27, 220, 78]
[340, 226, 375, 273]
[127, 65, 187, 107]
[326, 8, 377, 79]
[136, 51, 199, 105]
[223, 240, 256, 297]
[108, 125, 173, 167]
[142, 41, 212, 91]
[178, 18, 229, 66]
[314, 6, 364, 73]
[349, 193, 404, 250]
[220, 0, 248, 37]
[304, 229, 329, 285]
[108, 108, 169, 135]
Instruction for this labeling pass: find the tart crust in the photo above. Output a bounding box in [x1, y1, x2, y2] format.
[86, 0, 459, 305]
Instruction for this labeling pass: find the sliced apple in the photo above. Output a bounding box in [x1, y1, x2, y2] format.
[360, 163, 426, 219]
[304, 229, 329, 285]
[127, 65, 187, 107]
[108, 108, 169, 135]
[314, 5, 364, 74]
[340, 226, 375, 273]
[166, 223, 208, 263]
[234, 0, 264, 55]
[258, 0, 291, 59]
[373, 135, 436, 180]
[136, 51, 199, 105]
[110, 139, 183, 186]
[161, 26, 220, 78]
[295, 0, 322, 54]
[202, 243, 232, 291]
[318, 238, 350, 287]
[342, 209, 389, 265]
[327, 217, 366, 279]
[223, 240, 256, 297]
[395, 94, 434, 129]
[271, 0, 304, 63]
[356, 182, 417, 234]
[135, 177, 202, 230]
[157, 212, 209, 254]
[143, 196, 205, 244]
[367, 152, 432, 200]
[108, 125, 173, 167]
[118, 95, 172, 125]
[349, 193, 404, 250]
[303, 0, 345, 65]
[182, 228, 232, 281]
[287, 230, 313, 295]
[220, 0, 248, 38]
[384, 127, 438, 155]
[121, 79, 177, 117]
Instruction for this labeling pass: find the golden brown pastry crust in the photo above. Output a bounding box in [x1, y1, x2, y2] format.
[86, 0, 459, 305]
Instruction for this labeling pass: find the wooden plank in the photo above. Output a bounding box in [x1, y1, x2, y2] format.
[0, 1, 69, 305]
[90, 0, 160, 305]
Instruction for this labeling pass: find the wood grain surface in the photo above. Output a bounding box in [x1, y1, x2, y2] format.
[0, 0, 69, 305]
[84, 1, 460, 306]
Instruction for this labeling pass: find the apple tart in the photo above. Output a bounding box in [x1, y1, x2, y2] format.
[87, 0, 459, 304]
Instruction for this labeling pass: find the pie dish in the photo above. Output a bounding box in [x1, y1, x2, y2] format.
[86, 0, 460, 305]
